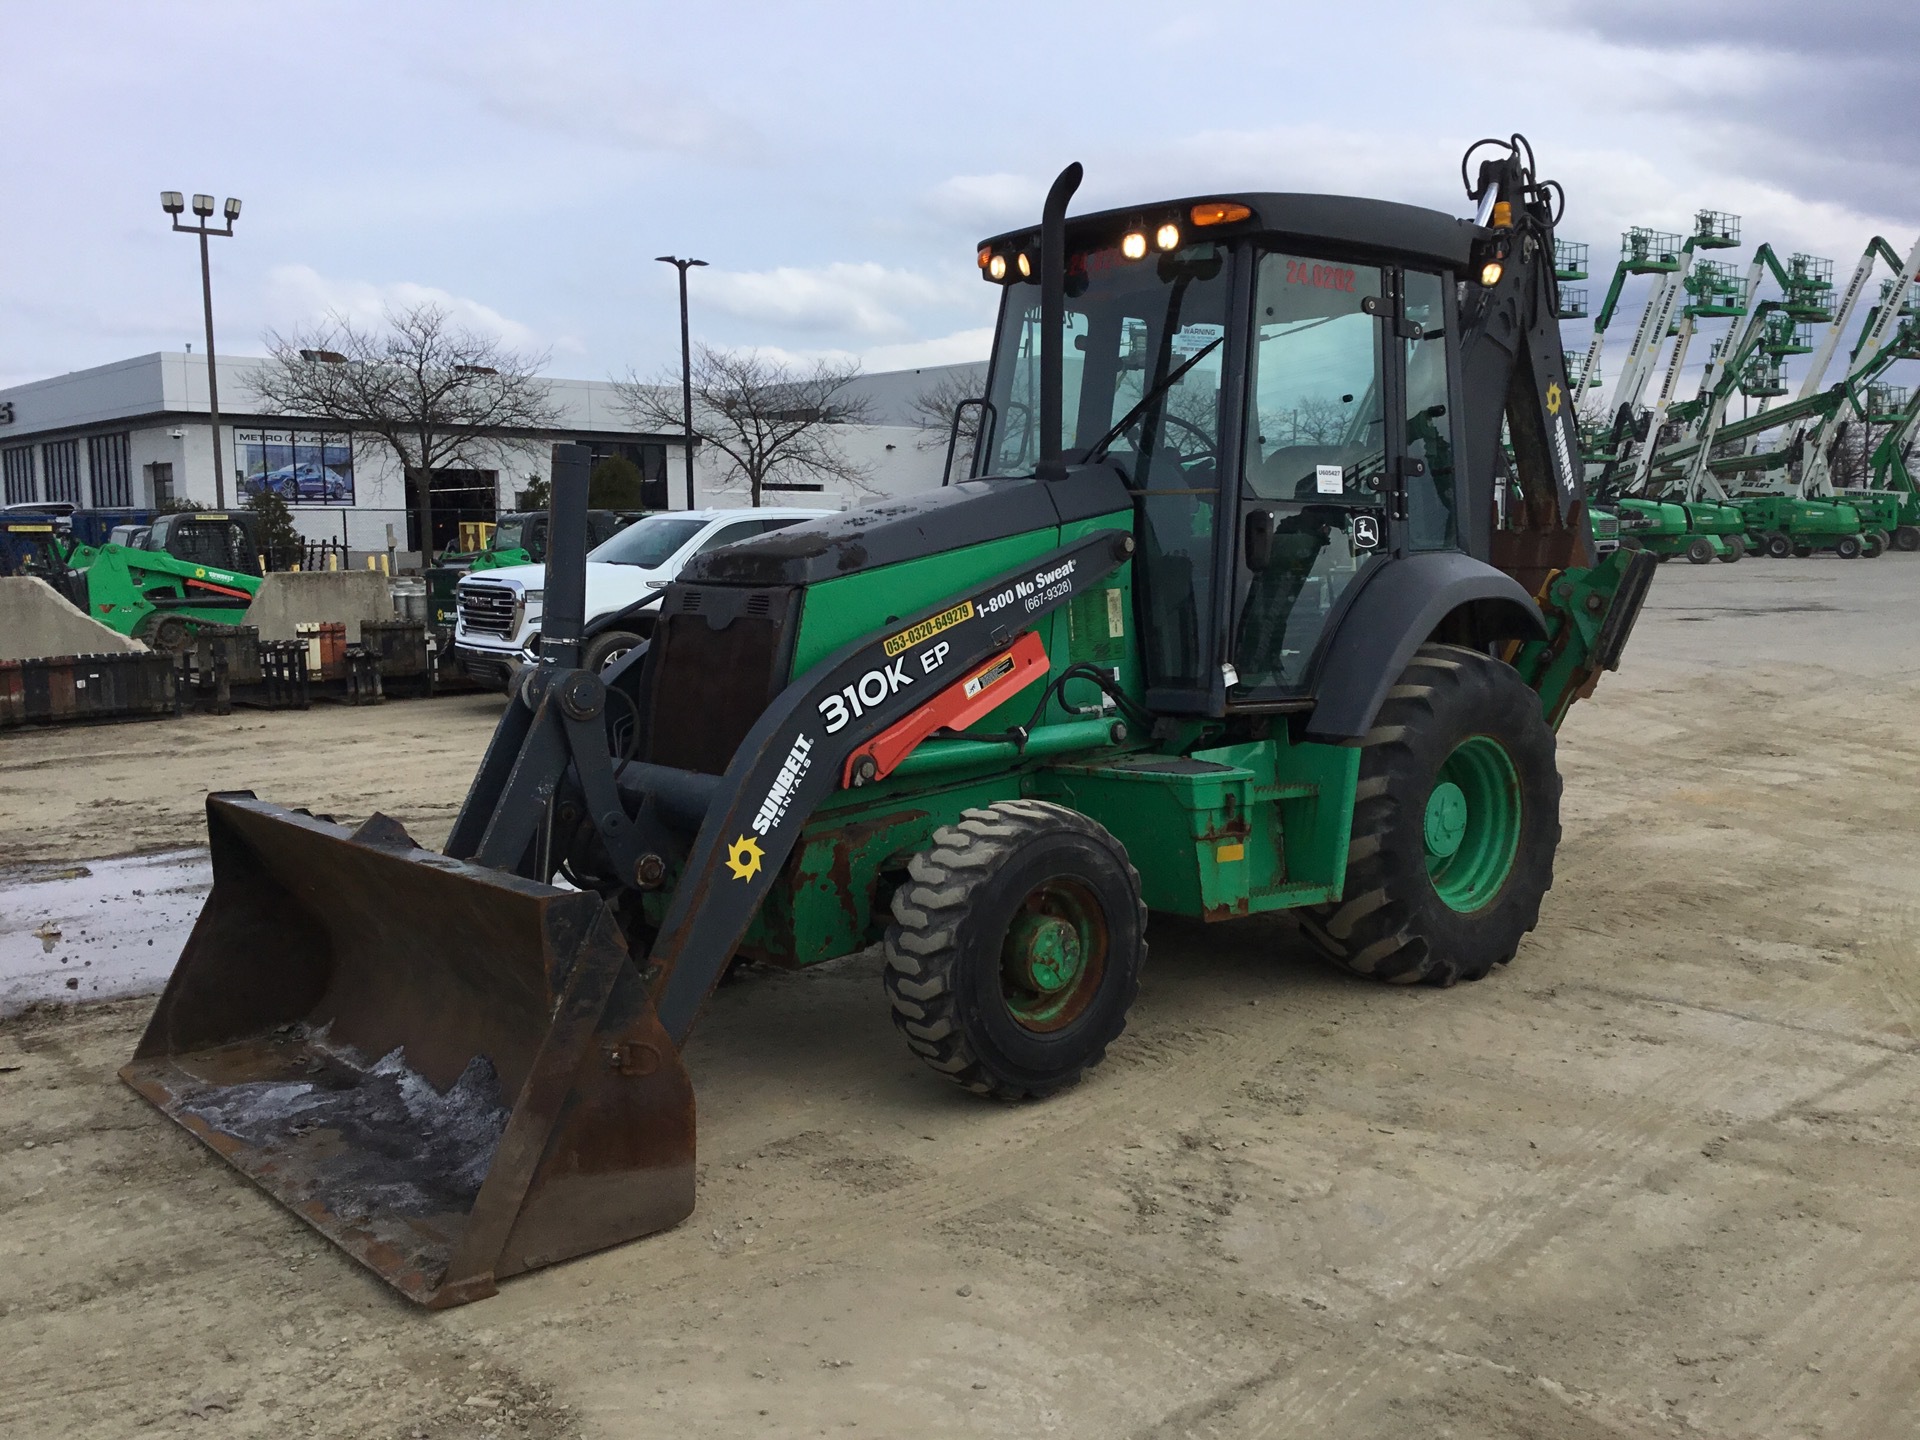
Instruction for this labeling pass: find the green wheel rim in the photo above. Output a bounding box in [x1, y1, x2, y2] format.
[1000, 876, 1108, 1032]
[1423, 735, 1521, 913]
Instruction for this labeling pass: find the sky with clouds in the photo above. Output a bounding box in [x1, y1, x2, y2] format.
[3, 0, 1913, 396]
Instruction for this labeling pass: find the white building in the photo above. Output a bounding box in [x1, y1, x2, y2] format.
[0, 353, 988, 557]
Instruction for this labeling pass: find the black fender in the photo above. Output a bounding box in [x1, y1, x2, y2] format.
[1303, 552, 1545, 743]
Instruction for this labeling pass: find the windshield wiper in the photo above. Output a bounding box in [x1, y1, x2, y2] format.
[1085, 336, 1224, 465]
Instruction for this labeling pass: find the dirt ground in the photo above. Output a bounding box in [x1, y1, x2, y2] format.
[4, 557, 1919, 1439]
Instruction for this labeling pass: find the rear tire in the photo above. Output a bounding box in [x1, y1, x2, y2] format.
[1685, 537, 1716, 564]
[1862, 532, 1886, 559]
[1298, 644, 1560, 987]
[1793, 543, 1813, 559]
[1835, 535, 1862, 560]
[1764, 532, 1793, 559]
[1895, 525, 1920, 552]
[885, 801, 1146, 1100]
[1716, 535, 1745, 563]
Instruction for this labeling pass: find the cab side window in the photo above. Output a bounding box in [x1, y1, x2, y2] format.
[1403, 271, 1457, 550]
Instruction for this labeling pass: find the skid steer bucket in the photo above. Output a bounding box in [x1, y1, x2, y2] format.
[120, 792, 695, 1308]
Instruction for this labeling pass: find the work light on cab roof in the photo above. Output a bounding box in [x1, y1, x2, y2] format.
[981, 199, 1260, 283]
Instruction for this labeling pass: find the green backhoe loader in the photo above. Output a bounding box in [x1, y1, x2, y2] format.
[122, 136, 1655, 1307]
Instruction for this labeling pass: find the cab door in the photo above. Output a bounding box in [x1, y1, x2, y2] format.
[1229, 256, 1460, 697]
[1231, 253, 1389, 694]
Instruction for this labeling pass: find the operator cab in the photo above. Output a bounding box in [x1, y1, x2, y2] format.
[975, 194, 1478, 714]
[144, 512, 263, 576]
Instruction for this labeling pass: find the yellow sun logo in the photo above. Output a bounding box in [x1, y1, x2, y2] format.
[725, 834, 763, 882]
[1545, 381, 1564, 416]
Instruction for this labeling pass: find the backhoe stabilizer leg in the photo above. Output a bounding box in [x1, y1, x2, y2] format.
[1507, 548, 1657, 728]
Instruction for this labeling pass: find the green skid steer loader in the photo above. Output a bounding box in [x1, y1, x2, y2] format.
[50, 510, 264, 650]
[124, 136, 1656, 1307]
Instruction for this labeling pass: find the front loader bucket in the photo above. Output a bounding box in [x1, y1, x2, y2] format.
[120, 793, 694, 1308]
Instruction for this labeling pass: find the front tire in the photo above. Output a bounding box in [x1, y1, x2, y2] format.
[885, 801, 1146, 1100]
[1835, 535, 1862, 560]
[1685, 537, 1716, 564]
[1298, 644, 1561, 986]
[1717, 535, 1745, 563]
[1895, 525, 1920, 552]
[1764, 532, 1794, 559]
[582, 628, 646, 672]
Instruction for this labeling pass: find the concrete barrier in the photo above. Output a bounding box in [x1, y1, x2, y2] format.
[0, 577, 147, 661]
[241, 571, 394, 643]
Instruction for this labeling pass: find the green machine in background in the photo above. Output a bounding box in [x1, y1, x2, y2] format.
[40, 511, 264, 650]
[428, 509, 641, 632]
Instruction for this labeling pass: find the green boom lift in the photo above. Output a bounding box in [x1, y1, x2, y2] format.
[1617, 245, 1841, 560]
[123, 137, 1656, 1308]
[1579, 213, 1741, 559]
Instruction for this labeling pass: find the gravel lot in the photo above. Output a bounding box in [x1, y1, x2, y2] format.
[3, 555, 1917, 1439]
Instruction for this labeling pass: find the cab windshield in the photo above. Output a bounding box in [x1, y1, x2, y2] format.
[490, 518, 534, 553]
[983, 242, 1231, 488]
[982, 242, 1234, 692]
[588, 515, 704, 568]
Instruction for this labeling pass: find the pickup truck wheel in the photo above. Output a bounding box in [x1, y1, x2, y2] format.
[885, 801, 1145, 1100]
[1298, 644, 1560, 987]
[583, 629, 646, 672]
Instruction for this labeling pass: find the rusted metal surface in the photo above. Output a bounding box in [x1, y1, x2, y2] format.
[0, 651, 180, 728]
[121, 794, 695, 1307]
[359, 619, 435, 698]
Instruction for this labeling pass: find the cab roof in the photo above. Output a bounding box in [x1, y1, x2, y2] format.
[981, 192, 1479, 272]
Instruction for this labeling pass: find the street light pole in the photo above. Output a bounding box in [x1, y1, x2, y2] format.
[163, 192, 241, 507]
[656, 255, 707, 510]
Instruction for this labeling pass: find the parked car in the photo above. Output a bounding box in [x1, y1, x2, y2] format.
[244, 462, 352, 503]
[453, 506, 834, 690]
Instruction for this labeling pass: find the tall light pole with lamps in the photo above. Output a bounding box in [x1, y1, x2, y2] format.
[162, 191, 241, 507]
[655, 255, 706, 510]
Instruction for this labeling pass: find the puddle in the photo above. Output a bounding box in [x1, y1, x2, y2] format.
[0, 849, 211, 1017]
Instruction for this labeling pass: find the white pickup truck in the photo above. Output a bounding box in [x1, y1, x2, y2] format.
[452, 507, 833, 690]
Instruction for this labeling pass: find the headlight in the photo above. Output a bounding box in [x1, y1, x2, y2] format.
[522, 588, 543, 606]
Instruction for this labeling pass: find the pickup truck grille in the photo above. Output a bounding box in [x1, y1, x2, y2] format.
[457, 583, 519, 637]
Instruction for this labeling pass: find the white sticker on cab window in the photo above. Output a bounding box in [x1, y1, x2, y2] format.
[1315, 464, 1344, 495]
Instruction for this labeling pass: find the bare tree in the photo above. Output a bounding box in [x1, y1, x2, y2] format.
[1257, 394, 1350, 447]
[250, 303, 561, 555]
[909, 367, 989, 477]
[616, 344, 874, 506]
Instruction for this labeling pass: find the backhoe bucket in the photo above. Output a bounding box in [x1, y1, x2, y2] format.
[120, 792, 695, 1308]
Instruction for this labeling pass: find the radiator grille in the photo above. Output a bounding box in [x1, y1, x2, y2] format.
[457, 583, 519, 636]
